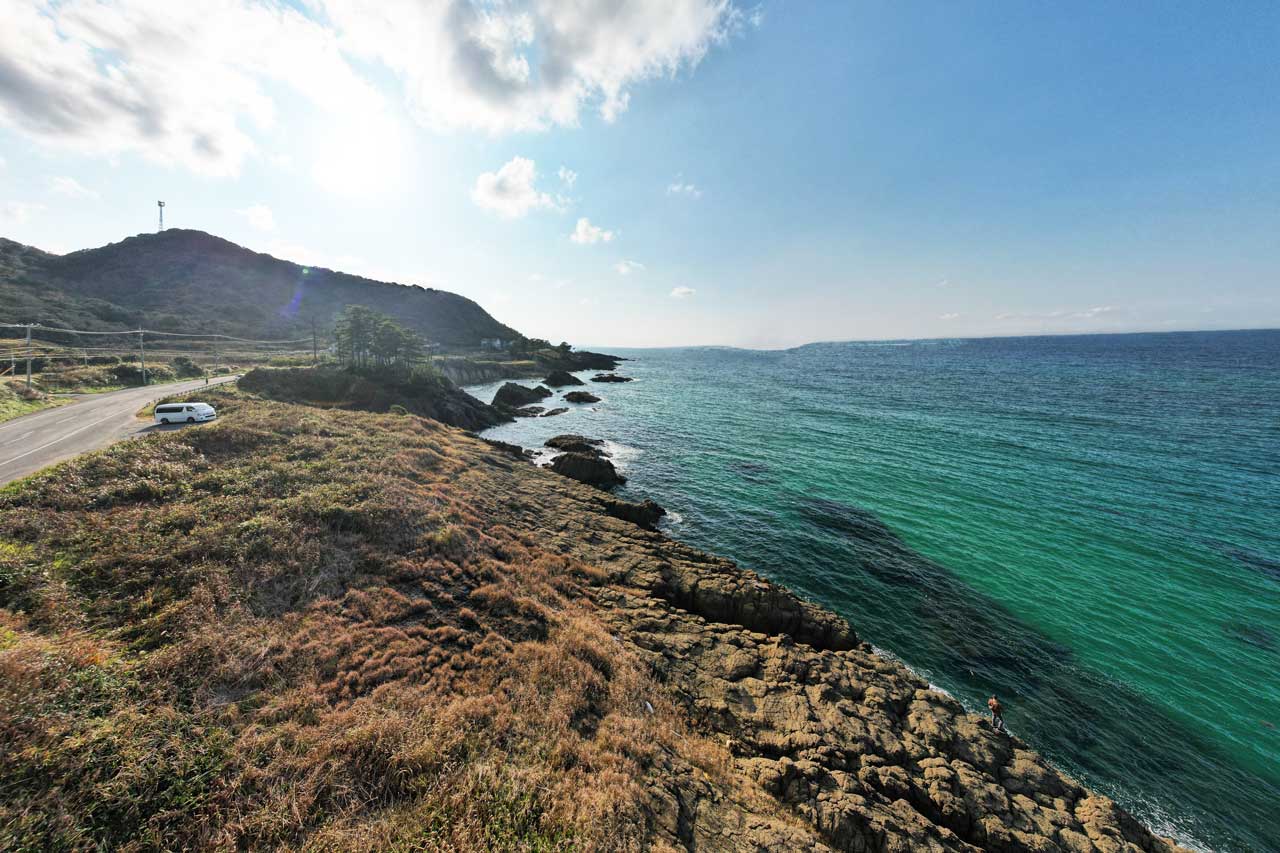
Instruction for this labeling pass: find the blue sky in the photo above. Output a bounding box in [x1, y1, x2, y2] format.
[1, 1, 1277, 348]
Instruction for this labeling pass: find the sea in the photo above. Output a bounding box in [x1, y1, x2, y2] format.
[465, 330, 1280, 852]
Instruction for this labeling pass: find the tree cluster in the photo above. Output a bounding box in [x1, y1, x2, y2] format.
[334, 305, 426, 369]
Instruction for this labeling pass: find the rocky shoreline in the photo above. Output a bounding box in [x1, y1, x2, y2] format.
[466, 365, 1194, 852]
[462, 426, 1192, 852]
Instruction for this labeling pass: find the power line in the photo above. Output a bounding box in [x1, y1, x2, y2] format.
[0, 322, 313, 345]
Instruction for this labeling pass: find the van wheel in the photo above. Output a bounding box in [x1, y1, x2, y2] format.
[161, 418, 169, 424]
[187, 417, 195, 424]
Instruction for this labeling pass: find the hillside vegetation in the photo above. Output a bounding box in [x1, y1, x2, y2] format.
[0, 388, 1189, 853]
[239, 365, 506, 431]
[0, 230, 518, 347]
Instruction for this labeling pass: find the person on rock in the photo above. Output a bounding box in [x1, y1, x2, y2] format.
[988, 695, 1007, 733]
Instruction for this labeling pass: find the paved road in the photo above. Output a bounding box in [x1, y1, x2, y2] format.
[0, 376, 238, 487]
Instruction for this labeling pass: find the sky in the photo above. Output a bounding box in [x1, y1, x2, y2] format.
[1, 1, 1277, 349]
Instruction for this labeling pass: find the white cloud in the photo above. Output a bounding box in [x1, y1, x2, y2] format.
[49, 176, 98, 199]
[319, 0, 748, 132]
[570, 217, 615, 244]
[0, 0, 388, 177]
[670, 286, 696, 299]
[472, 156, 557, 218]
[237, 202, 277, 231]
[2, 201, 44, 223]
[666, 180, 702, 198]
[939, 312, 961, 321]
[614, 259, 645, 275]
[994, 306, 1123, 322]
[558, 166, 577, 187]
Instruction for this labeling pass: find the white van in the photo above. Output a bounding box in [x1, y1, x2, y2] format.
[154, 402, 217, 425]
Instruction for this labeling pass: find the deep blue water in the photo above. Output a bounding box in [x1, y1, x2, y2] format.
[468, 330, 1280, 852]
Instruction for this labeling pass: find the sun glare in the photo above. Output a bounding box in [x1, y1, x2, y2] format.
[311, 112, 407, 198]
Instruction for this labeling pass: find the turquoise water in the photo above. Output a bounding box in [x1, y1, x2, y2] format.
[468, 331, 1280, 852]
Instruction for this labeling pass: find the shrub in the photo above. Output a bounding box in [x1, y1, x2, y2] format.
[170, 356, 203, 378]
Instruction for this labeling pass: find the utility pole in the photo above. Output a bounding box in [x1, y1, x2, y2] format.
[25, 324, 32, 389]
[138, 329, 147, 385]
[157, 200, 165, 232]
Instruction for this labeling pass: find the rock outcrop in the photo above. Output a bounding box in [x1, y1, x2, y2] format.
[238, 366, 506, 431]
[547, 451, 626, 489]
[564, 390, 600, 403]
[492, 382, 552, 409]
[602, 497, 667, 529]
[544, 370, 586, 387]
[592, 373, 634, 383]
[545, 434, 608, 455]
[541, 407, 569, 418]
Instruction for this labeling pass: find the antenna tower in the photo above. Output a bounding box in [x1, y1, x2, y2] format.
[157, 200, 165, 232]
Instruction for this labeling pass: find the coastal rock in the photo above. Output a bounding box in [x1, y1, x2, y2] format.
[492, 382, 552, 408]
[563, 391, 600, 403]
[536, 349, 622, 372]
[545, 434, 608, 455]
[547, 451, 626, 489]
[543, 370, 585, 387]
[541, 407, 569, 418]
[602, 497, 667, 529]
[513, 406, 544, 417]
[591, 373, 633, 383]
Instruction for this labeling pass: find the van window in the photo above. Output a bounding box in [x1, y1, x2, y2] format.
[185, 406, 194, 411]
[156, 405, 181, 413]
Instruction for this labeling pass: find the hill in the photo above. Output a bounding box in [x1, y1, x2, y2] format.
[0, 230, 519, 348]
[0, 387, 1190, 852]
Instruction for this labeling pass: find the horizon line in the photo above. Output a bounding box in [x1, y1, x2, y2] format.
[585, 325, 1280, 353]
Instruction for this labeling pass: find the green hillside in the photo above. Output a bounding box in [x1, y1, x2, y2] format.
[0, 230, 519, 348]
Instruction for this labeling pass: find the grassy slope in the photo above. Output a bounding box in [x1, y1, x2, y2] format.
[0, 382, 69, 425]
[0, 392, 742, 851]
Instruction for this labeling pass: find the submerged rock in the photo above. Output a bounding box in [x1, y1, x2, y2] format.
[591, 373, 633, 383]
[513, 406, 544, 417]
[563, 390, 600, 403]
[543, 370, 585, 387]
[541, 407, 569, 417]
[547, 451, 626, 489]
[492, 382, 552, 408]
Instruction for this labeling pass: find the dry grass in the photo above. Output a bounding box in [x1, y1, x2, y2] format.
[0, 393, 707, 851]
